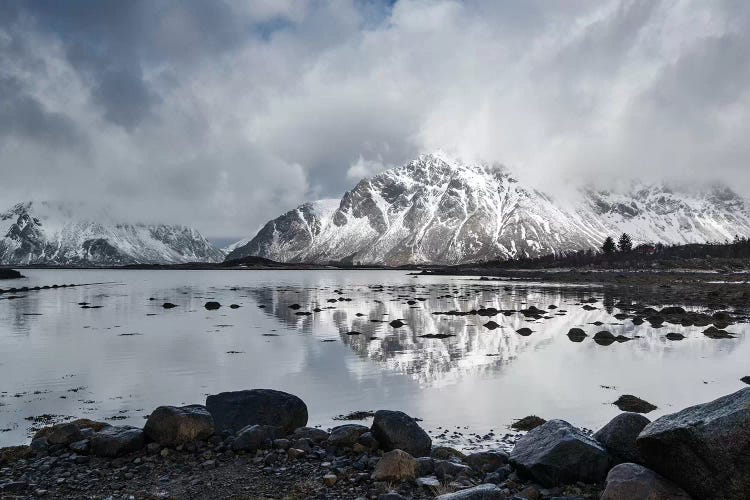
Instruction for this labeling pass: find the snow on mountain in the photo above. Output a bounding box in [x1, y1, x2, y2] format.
[226, 153, 750, 265]
[0, 201, 224, 266]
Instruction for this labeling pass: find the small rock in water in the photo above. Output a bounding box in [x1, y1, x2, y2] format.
[665, 332, 685, 341]
[204, 301, 221, 310]
[516, 327, 533, 336]
[741, 376, 750, 385]
[511, 415, 546, 431]
[613, 395, 657, 413]
[389, 319, 406, 328]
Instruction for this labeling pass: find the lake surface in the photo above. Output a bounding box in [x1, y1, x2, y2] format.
[1, 269, 748, 448]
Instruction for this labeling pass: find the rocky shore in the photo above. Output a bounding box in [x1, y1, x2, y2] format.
[2, 387, 749, 499]
[0, 269, 23, 280]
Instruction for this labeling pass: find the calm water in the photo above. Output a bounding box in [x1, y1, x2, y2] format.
[0, 269, 747, 447]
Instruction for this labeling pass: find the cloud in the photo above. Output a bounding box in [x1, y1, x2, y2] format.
[0, 0, 748, 240]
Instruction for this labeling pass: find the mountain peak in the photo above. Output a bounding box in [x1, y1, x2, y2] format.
[226, 153, 750, 265]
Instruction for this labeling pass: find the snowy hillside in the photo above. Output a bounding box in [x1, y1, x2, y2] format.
[226, 153, 750, 265]
[0, 201, 224, 266]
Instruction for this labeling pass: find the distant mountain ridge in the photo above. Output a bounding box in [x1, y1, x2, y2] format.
[226, 153, 750, 265]
[0, 201, 224, 266]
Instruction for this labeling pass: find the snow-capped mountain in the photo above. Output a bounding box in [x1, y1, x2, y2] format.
[0, 202, 224, 266]
[226, 153, 750, 265]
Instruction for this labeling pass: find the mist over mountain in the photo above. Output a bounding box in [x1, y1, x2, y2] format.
[0, 201, 224, 266]
[227, 153, 750, 265]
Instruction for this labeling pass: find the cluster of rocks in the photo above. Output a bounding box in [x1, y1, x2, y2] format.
[2, 387, 750, 499]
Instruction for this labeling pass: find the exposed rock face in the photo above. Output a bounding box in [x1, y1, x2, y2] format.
[226, 153, 750, 265]
[509, 419, 611, 486]
[0, 201, 224, 266]
[600, 463, 692, 500]
[144, 405, 215, 446]
[205, 389, 308, 434]
[370, 410, 432, 457]
[89, 426, 145, 457]
[636, 388, 750, 500]
[594, 413, 650, 464]
[371, 449, 418, 482]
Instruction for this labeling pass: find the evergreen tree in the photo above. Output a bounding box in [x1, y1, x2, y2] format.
[602, 236, 616, 254]
[618, 233, 633, 253]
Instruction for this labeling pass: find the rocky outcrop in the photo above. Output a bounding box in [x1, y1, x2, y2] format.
[144, 405, 214, 446]
[600, 463, 692, 500]
[205, 389, 308, 434]
[509, 419, 611, 486]
[636, 387, 750, 500]
[370, 410, 432, 457]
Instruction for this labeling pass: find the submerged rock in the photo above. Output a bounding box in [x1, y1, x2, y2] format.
[594, 412, 650, 464]
[206, 389, 308, 433]
[511, 415, 546, 431]
[637, 387, 750, 500]
[371, 410, 431, 457]
[566, 328, 587, 342]
[509, 419, 611, 486]
[600, 463, 692, 500]
[613, 395, 657, 413]
[144, 405, 214, 446]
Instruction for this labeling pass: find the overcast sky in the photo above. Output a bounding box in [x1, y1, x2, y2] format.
[1, 0, 749, 241]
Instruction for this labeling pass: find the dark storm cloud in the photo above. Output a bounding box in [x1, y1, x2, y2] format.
[1, 0, 748, 241]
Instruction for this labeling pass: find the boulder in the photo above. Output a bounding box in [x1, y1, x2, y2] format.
[435, 484, 507, 499]
[371, 410, 431, 457]
[231, 424, 279, 452]
[509, 419, 611, 486]
[46, 423, 84, 445]
[434, 459, 473, 480]
[144, 405, 214, 446]
[90, 426, 145, 457]
[637, 388, 750, 500]
[327, 424, 370, 448]
[292, 426, 330, 442]
[205, 389, 308, 433]
[594, 413, 650, 464]
[371, 449, 418, 482]
[464, 450, 509, 472]
[601, 463, 692, 500]
[614, 395, 657, 413]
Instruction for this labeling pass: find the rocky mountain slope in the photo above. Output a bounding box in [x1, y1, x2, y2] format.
[0, 202, 224, 266]
[227, 153, 750, 266]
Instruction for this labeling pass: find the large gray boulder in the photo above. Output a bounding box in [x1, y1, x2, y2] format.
[509, 419, 611, 486]
[205, 389, 307, 434]
[90, 426, 145, 457]
[144, 405, 214, 446]
[601, 463, 692, 500]
[371, 410, 431, 457]
[594, 412, 650, 464]
[636, 388, 750, 500]
[435, 484, 506, 499]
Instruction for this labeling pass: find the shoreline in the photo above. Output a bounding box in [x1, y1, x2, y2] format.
[2, 387, 748, 499]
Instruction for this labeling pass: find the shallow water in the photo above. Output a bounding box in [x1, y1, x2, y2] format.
[0, 269, 747, 448]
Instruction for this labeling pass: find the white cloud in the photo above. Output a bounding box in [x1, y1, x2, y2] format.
[1, 0, 749, 239]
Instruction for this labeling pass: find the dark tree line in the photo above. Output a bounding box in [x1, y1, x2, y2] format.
[469, 234, 750, 269]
